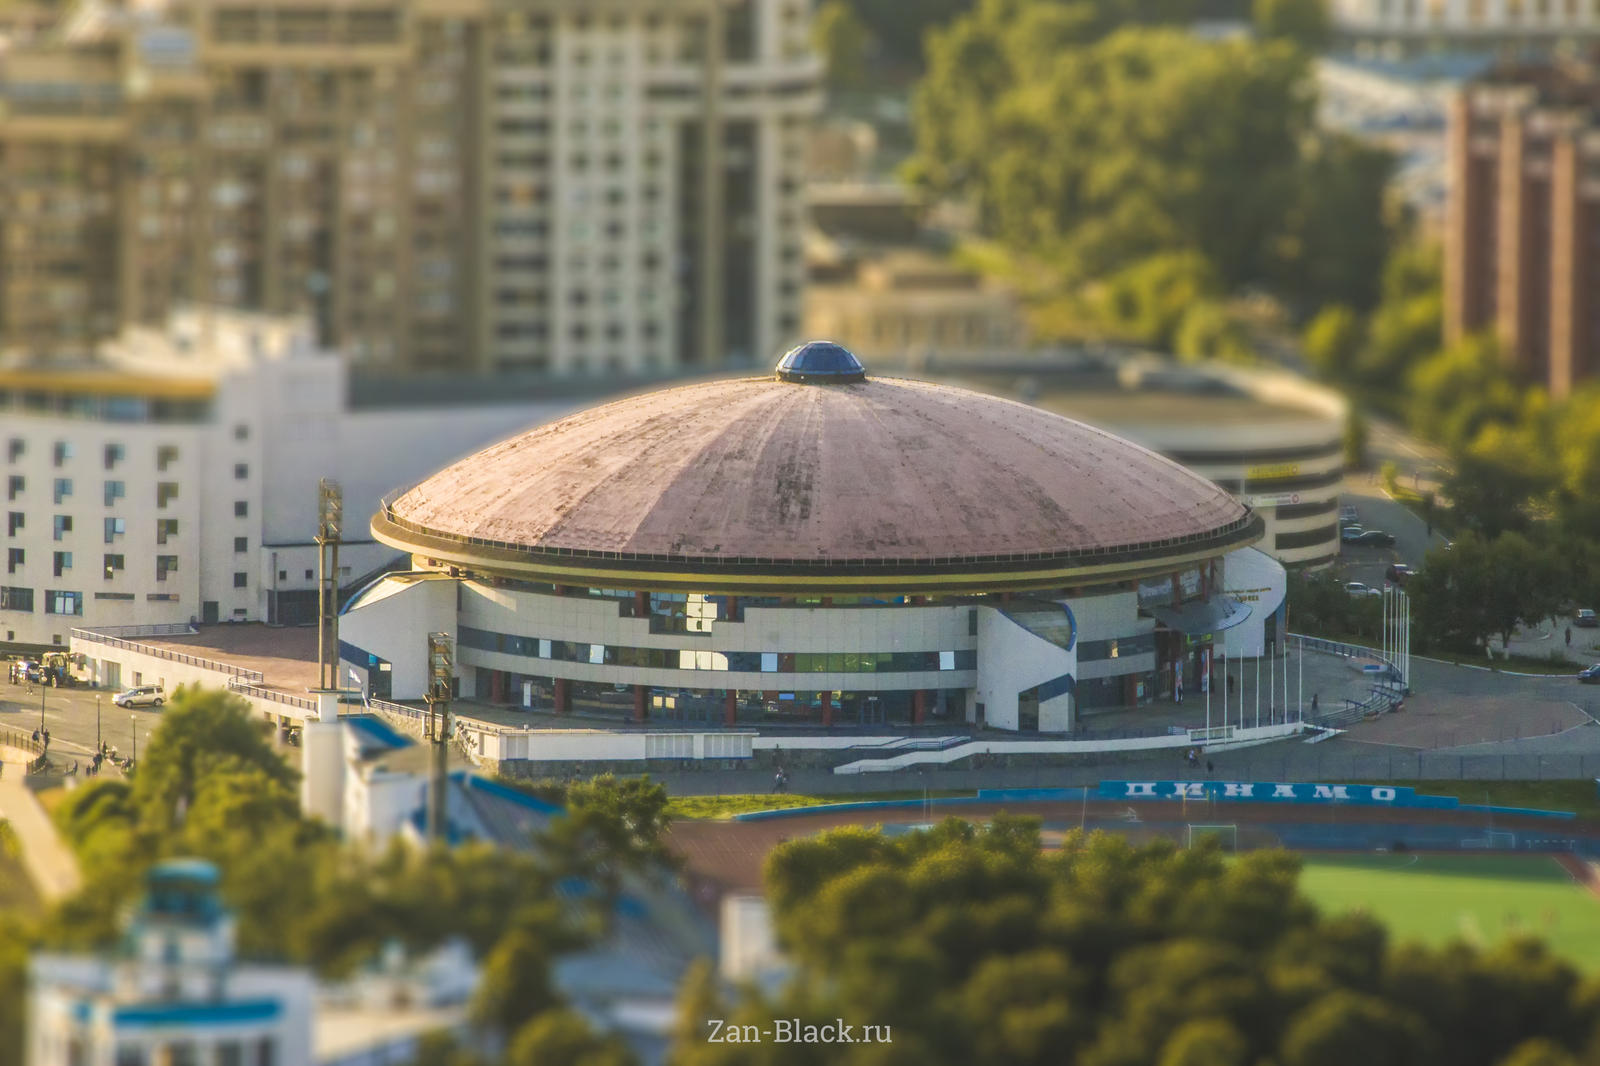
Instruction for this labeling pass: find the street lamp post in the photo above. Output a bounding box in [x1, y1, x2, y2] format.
[96, 693, 101, 751]
[131, 716, 137, 765]
[38, 682, 45, 731]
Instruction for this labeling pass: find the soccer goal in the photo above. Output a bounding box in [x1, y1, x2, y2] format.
[1187, 824, 1240, 852]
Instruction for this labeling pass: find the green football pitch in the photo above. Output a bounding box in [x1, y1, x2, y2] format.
[1297, 854, 1600, 968]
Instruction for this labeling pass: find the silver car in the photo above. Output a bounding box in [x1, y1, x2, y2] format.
[113, 685, 165, 708]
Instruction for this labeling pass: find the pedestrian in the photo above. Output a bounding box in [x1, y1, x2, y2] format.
[1567, 627, 1573, 648]
[1206, 760, 1214, 775]
[30, 728, 38, 744]
[1227, 673, 1235, 695]
[1311, 693, 1319, 713]
[773, 768, 784, 795]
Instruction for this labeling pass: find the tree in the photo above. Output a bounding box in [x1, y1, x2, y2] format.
[133, 687, 296, 828]
[1343, 408, 1370, 471]
[912, 18, 1312, 288]
[1097, 251, 1221, 350]
[507, 1009, 635, 1066]
[812, 0, 870, 89]
[1411, 533, 1565, 654]
[1302, 304, 1362, 380]
[1274, 133, 1394, 313]
[1253, 0, 1330, 49]
[848, 0, 976, 68]
[1174, 301, 1255, 364]
[671, 821, 1600, 1066]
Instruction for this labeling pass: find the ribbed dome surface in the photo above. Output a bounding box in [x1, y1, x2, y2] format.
[383, 376, 1250, 565]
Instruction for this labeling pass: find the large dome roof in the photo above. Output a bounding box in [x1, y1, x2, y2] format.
[374, 374, 1259, 592]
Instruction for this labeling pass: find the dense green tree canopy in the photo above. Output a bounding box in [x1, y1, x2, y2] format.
[910, 0, 1391, 318]
[672, 820, 1597, 1066]
[3, 687, 668, 1066]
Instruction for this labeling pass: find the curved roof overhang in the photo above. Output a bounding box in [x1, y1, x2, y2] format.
[371, 508, 1265, 597]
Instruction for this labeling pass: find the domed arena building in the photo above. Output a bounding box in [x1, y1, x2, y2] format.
[341, 344, 1274, 732]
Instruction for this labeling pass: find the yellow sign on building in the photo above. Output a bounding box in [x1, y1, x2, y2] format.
[1245, 462, 1301, 480]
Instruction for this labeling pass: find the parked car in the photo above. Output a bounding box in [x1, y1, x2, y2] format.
[113, 685, 165, 708]
[1579, 664, 1600, 684]
[1577, 608, 1598, 628]
[1386, 564, 1414, 584]
[1345, 582, 1382, 597]
[1339, 505, 1359, 524]
[1340, 526, 1366, 542]
[1352, 530, 1396, 547]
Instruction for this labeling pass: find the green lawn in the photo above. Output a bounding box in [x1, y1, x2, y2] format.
[1298, 853, 1600, 968]
[666, 790, 974, 820]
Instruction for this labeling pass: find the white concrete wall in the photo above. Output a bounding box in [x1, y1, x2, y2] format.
[0, 418, 206, 646]
[975, 606, 1076, 732]
[1222, 547, 1288, 660]
[340, 576, 458, 700]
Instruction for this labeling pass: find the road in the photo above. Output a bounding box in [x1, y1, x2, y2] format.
[0, 681, 164, 771]
[1338, 414, 1451, 589]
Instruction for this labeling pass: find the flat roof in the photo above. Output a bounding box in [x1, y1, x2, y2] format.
[140, 624, 320, 696]
[950, 374, 1319, 427]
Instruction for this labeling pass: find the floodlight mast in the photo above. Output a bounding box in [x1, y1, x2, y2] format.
[316, 480, 343, 693]
[425, 632, 454, 843]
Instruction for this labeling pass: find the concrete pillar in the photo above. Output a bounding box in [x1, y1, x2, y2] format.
[1496, 112, 1538, 376]
[299, 719, 345, 827]
[635, 590, 650, 617]
[1445, 92, 1491, 346]
[633, 684, 647, 723]
[724, 689, 737, 726]
[821, 694, 833, 728]
[1550, 133, 1587, 399]
[554, 677, 571, 714]
[913, 689, 927, 725]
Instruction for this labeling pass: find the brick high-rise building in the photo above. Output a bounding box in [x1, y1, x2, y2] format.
[1445, 59, 1600, 397]
[0, 0, 820, 375]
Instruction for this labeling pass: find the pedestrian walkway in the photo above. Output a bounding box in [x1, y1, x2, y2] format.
[0, 750, 82, 903]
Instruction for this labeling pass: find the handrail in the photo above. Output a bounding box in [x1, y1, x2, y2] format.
[76, 623, 198, 639]
[226, 680, 317, 712]
[369, 697, 424, 720]
[71, 628, 264, 681]
[0, 728, 44, 757]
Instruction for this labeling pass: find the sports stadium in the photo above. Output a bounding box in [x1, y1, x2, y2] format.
[342, 343, 1278, 731]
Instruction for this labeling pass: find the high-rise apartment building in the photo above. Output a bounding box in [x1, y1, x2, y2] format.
[0, 0, 820, 374]
[1445, 59, 1600, 397]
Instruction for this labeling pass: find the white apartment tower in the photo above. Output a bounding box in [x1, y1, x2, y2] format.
[0, 0, 822, 375]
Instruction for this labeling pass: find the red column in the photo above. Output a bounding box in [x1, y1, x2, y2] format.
[554, 677, 571, 713]
[633, 684, 647, 723]
[821, 694, 834, 728]
[635, 590, 649, 617]
[724, 690, 738, 726]
[913, 689, 927, 725]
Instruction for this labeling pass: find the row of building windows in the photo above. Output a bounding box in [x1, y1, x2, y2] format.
[459, 625, 976, 674]
[0, 573, 248, 612]
[7, 506, 251, 543]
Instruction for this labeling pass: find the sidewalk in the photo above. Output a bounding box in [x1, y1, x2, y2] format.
[0, 751, 82, 902]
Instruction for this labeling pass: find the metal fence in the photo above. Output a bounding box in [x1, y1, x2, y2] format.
[77, 623, 198, 639]
[71, 628, 264, 681]
[0, 728, 44, 757]
[227, 680, 317, 712]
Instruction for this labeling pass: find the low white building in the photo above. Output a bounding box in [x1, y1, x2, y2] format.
[0, 308, 590, 651]
[29, 860, 315, 1066]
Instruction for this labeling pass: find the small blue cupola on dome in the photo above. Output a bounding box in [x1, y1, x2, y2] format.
[775, 341, 866, 384]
